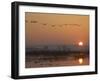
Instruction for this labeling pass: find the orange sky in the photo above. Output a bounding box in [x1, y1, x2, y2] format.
[25, 12, 89, 47]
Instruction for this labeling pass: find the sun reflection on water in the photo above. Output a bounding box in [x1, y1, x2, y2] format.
[78, 58, 83, 64]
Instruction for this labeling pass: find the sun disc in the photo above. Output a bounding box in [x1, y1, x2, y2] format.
[78, 42, 83, 46]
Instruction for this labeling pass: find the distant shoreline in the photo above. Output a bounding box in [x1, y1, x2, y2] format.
[26, 50, 89, 55]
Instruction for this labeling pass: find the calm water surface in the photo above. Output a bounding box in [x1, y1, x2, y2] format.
[25, 53, 89, 68]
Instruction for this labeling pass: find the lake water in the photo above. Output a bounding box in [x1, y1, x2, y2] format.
[25, 52, 89, 68]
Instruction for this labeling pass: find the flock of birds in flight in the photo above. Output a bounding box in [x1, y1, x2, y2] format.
[25, 20, 80, 27]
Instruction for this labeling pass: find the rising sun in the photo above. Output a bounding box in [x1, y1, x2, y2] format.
[78, 41, 83, 46]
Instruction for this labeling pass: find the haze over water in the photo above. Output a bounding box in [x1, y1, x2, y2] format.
[25, 12, 89, 47]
